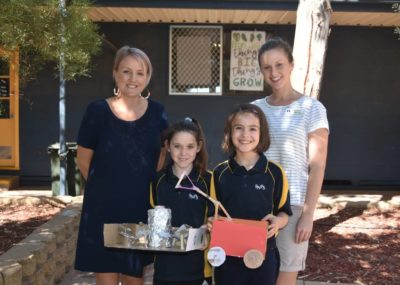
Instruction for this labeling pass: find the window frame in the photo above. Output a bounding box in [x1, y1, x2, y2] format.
[169, 25, 223, 96]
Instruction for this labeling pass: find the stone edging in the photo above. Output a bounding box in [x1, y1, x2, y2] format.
[0, 198, 82, 285]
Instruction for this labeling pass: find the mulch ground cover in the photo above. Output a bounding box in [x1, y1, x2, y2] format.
[0, 201, 65, 255]
[301, 206, 400, 285]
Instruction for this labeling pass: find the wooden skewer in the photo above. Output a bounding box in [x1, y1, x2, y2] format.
[176, 173, 232, 220]
[217, 203, 231, 220]
[191, 184, 232, 219]
[214, 204, 219, 220]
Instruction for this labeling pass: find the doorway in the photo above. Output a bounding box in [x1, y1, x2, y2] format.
[0, 48, 19, 170]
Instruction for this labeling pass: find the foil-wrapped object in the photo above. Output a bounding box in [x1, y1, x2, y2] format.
[148, 206, 172, 248]
[114, 222, 205, 252]
[171, 224, 191, 250]
[119, 223, 149, 247]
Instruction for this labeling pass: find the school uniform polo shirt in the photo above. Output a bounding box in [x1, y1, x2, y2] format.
[211, 153, 292, 223]
[150, 165, 213, 281]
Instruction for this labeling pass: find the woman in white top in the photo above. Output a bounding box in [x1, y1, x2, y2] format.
[252, 37, 329, 285]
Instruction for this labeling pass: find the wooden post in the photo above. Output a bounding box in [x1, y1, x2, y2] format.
[58, 0, 67, 196]
[291, 0, 332, 99]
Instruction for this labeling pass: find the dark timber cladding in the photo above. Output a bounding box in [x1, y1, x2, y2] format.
[1, 0, 399, 188]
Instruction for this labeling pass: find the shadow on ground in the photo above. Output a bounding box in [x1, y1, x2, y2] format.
[301, 203, 400, 284]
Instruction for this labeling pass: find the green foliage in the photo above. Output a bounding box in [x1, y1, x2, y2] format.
[0, 0, 102, 85]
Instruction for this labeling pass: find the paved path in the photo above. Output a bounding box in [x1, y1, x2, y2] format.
[59, 266, 154, 285]
[59, 268, 355, 285]
[58, 267, 351, 285]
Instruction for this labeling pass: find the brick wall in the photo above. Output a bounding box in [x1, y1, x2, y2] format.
[0, 199, 82, 285]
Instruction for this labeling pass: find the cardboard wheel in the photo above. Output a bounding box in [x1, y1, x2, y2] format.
[207, 246, 226, 267]
[243, 249, 264, 269]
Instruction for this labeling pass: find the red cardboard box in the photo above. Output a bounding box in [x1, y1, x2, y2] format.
[210, 218, 268, 258]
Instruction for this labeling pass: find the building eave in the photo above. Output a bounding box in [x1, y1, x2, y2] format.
[88, 5, 400, 27]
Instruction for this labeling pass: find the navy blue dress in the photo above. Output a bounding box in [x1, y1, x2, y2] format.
[75, 99, 168, 277]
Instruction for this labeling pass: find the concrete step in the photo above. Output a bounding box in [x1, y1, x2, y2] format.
[0, 175, 19, 190]
[59, 265, 154, 285]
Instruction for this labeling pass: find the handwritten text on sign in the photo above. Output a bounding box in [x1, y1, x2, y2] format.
[229, 31, 266, 91]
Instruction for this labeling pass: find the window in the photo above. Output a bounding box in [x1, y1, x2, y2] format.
[169, 26, 222, 96]
[0, 57, 10, 118]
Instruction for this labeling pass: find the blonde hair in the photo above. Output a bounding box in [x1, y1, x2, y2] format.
[113, 46, 153, 86]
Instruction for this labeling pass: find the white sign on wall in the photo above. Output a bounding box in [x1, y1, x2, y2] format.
[229, 31, 266, 91]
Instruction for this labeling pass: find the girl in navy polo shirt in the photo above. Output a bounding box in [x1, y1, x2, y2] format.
[210, 103, 292, 285]
[150, 118, 213, 285]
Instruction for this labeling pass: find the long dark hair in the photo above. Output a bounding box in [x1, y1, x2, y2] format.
[162, 117, 208, 175]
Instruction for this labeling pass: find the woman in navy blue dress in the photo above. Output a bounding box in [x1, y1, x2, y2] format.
[75, 46, 168, 285]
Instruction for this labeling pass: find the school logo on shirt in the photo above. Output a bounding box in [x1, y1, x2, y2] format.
[255, 184, 266, 191]
[189, 193, 199, 200]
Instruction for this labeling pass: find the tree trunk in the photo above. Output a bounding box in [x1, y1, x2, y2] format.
[291, 0, 332, 99]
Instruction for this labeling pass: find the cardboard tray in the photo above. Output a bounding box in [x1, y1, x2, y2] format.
[104, 223, 208, 252]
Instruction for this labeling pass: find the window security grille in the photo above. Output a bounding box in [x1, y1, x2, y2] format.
[169, 26, 222, 95]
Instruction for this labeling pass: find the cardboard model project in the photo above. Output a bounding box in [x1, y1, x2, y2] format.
[176, 173, 268, 269]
